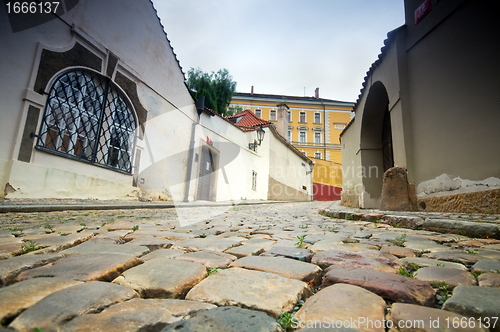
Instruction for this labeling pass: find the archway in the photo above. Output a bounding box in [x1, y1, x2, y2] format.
[359, 81, 392, 205]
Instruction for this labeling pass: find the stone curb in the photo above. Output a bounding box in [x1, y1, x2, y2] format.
[319, 209, 500, 239]
[0, 200, 291, 214]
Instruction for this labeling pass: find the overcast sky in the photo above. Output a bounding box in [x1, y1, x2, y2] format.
[153, 1, 405, 102]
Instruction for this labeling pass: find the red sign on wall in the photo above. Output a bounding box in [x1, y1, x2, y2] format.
[415, 0, 432, 24]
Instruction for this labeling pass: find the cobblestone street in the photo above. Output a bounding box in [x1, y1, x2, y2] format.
[0, 200, 499, 332]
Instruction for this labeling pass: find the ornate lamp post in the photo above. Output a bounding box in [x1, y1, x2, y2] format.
[249, 125, 265, 151]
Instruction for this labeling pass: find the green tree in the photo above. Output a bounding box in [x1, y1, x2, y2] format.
[186, 68, 237, 116]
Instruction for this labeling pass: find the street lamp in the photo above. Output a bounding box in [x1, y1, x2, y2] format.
[249, 125, 265, 151]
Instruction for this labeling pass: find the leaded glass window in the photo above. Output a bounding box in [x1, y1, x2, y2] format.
[36, 69, 136, 173]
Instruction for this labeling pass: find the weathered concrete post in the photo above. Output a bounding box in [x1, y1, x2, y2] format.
[276, 103, 289, 139]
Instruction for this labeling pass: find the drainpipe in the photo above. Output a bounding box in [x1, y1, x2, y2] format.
[321, 100, 326, 160]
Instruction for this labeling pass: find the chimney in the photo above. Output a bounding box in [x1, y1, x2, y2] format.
[276, 103, 289, 139]
[315, 87, 319, 99]
[251, 86, 254, 94]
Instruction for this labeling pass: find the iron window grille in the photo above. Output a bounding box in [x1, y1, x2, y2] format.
[252, 170, 257, 191]
[36, 69, 137, 174]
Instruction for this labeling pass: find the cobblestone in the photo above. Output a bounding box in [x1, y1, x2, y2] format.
[0, 200, 499, 330]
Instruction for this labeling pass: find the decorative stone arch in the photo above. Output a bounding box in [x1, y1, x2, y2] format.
[359, 81, 393, 205]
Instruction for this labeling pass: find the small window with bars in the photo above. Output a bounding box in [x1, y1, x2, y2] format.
[252, 170, 257, 190]
[36, 69, 137, 174]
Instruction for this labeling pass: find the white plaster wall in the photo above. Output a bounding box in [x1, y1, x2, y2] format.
[0, 0, 198, 199]
[268, 131, 313, 199]
[193, 113, 269, 202]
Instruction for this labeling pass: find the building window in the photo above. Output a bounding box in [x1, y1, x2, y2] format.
[299, 131, 306, 143]
[314, 132, 321, 144]
[288, 130, 291, 142]
[36, 69, 136, 173]
[334, 122, 346, 130]
[288, 111, 292, 122]
[255, 109, 261, 118]
[252, 170, 257, 190]
[314, 152, 321, 159]
[302, 150, 307, 156]
[270, 110, 276, 121]
[299, 111, 306, 123]
[314, 113, 321, 124]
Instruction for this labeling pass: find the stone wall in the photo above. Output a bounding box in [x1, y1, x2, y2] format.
[418, 188, 500, 214]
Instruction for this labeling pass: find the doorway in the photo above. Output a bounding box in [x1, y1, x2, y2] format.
[196, 144, 219, 201]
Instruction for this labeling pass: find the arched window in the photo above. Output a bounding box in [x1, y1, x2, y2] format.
[36, 69, 137, 173]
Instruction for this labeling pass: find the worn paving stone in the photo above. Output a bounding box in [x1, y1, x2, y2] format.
[478, 272, 500, 288]
[224, 245, 265, 258]
[311, 249, 400, 273]
[380, 245, 420, 258]
[0, 253, 64, 286]
[399, 257, 468, 271]
[421, 219, 500, 240]
[141, 248, 184, 261]
[113, 258, 207, 298]
[322, 266, 435, 306]
[294, 283, 386, 332]
[443, 285, 500, 332]
[0, 277, 82, 326]
[15, 253, 141, 282]
[185, 267, 311, 318]
[404, 239, 449, 253]
[162, 306, 284, 332]
[471, 260, 500, 273]
[63, 298, 216, 332]
[86, 230, 130, 244]
[172, 238, 242, 252]
[62, 242, 150, 257]
[8, 281, 138, 332]
[22, 231, 96, 253]
[127, 237, 173, 251]
[423, 250, 488, 265]
[390, 303, 488, 332]
[260, 246, 314, 262]
[156, 231, 197, 241]
[415, 267, 477, 289]
[230, 256, 322, 285]
[0, 243, 23, 257]
[307, 236, 348, 253]
[482, 243, 500, 251]
[175, 250, 237, 268]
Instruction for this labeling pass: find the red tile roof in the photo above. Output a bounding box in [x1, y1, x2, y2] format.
[228, 110, 271, 131]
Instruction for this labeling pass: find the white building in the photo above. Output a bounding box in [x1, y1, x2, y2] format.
[0, 0, 312, 202]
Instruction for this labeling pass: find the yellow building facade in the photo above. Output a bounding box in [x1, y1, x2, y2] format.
[230, 90, 354, 200]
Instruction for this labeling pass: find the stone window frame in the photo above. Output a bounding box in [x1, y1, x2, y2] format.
[270, 109, 277, 121]
[314, 131, 321, 144]
[299, 111, 306, 123]
[314, 112, 321, 124]
[299, 130, 307, 143]
[255, 109, 262, 118]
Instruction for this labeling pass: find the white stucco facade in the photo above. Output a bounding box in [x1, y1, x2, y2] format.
[0, 0, 312, 202]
